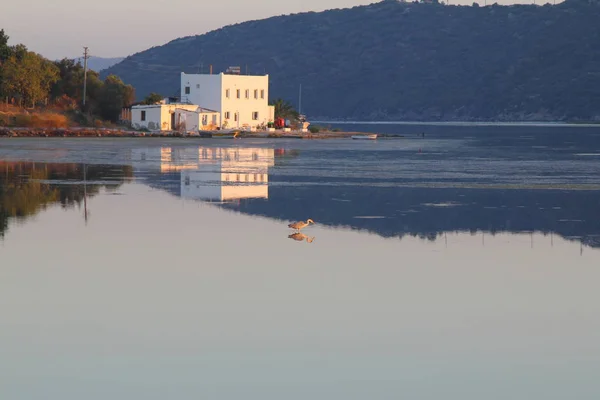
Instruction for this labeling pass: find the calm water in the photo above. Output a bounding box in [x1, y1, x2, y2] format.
[2, 124, 600, 399]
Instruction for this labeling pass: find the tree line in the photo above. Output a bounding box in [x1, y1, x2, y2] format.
[0, 29, 134, 122]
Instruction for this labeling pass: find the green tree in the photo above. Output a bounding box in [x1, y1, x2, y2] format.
[271, 98, 299, 120]
[97, 75, 135, 121]
[0, 50, 59, 107]
[0, 29, 10, 63]
[51, 58, 84, 101]
[141, 92, 163, 105]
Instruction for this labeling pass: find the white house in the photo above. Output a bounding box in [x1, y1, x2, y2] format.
[176, 107, 221, 131]
[180, 72, 275, 130]
[131, 100, 220, 132]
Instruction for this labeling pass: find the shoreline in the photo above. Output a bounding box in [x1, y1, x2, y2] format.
[0, 127, 391, 140]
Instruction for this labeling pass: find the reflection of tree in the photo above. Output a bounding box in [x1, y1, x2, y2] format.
[0, 162, 132, 238]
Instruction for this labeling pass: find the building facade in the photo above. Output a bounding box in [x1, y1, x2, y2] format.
[131, 103, 219, 132]
[180, 72, 275, 130]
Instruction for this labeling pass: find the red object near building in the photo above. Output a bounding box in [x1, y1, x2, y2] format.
[275, 118, 286, 129]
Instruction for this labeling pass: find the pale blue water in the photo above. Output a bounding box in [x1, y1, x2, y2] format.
[1, 125, 600, 399]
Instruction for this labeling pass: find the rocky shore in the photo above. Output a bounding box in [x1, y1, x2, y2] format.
[0, 127, 145, 138]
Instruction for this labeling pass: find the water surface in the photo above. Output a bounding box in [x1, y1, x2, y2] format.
[1, 126, 600, 399]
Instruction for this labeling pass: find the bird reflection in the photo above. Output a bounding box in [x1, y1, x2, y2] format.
[288, 232, 315, 243]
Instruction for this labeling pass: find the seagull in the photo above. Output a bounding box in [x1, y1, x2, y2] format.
[288, 219, 315, 231]
[288, 233, 315, 243]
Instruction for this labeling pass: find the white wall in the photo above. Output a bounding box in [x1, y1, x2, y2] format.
[181, 73, 222, 112]
[181, 73, 273, 129]
[221, 74, 270, 129]
[131, 106, 164, 131]
[177, 110, 221, 132]
[132, 104, 200, 131]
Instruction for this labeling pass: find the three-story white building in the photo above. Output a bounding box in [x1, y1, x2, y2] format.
[180, 72, 275, 130]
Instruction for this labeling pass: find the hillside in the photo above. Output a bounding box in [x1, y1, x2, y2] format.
[75, 56, 124, 72]
[103, 0, 600, 122]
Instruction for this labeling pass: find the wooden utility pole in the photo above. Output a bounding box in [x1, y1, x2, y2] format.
[83, 47, 89, 107]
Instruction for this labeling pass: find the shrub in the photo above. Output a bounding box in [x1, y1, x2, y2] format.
[53, 95, 78, 111]
[15, 114, 32, 127]
[37, 113, 69, 128]
[309, 125, 321, 133]
[12, 112, 68, 128]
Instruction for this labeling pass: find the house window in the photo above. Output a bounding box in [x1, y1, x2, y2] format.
[234, 113, 238, 122]
[261, 89, 265, 99]
[212, 114, 217, 124]
[254, 89, 258, 99]
[245, 89, 249, 99]
[225, 111, 230, 119]
[196, 84, 200, 89]
[236, 89, 240, 99]
[141, 110, 146, 121]
[226, 89, 230, 98]
[252, 112, 259, 120]
[202, 115, 208, 125]
[185, 86, 190, 94]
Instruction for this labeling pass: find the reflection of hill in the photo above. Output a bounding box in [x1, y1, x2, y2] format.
[129, 146, 600, 248]
[216, 185, 600, 248]
[0, 162, 132, 238]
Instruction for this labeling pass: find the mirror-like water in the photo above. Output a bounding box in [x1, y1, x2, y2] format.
[1, 125, 600, 399]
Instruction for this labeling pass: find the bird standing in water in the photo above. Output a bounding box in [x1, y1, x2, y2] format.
[288, 219, 315, 231]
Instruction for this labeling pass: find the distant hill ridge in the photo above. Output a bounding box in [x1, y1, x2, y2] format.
[74, 56, 124, 72]
[103, 0, 600, 121]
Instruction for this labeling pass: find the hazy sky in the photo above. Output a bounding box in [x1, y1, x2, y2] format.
[2, 0, 548, 60]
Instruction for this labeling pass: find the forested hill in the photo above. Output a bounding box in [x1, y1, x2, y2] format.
[103, 0, 600, 122]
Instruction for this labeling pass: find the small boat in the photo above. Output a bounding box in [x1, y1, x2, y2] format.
[351, 134, 378, 140]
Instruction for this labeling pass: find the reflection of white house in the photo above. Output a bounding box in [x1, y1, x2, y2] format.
[131, 147, 275, 201]
[131, 101, 221, 132]
[181, 167, 269, 201]
[181, 72, 275, 130]
[181, 148, 274, 201]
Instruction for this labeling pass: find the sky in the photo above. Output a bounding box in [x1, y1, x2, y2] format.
[2, 0, 554, 60]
